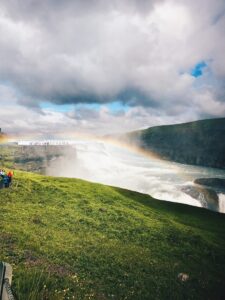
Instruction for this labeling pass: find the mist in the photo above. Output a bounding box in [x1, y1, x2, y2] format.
[45, 140, 225, 212]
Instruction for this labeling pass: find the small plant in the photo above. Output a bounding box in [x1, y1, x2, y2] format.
[13, 268, 53, 300]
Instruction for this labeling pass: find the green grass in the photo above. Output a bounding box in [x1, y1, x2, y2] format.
[0, 171, 225, 299]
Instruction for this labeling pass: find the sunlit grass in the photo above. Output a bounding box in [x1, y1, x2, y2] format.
[0, 171, 225, 299]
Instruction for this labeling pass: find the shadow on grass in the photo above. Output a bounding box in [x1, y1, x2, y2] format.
[111, 186, 225, 233]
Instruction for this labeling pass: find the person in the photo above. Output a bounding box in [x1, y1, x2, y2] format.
[7, 171, 13, 185]
[0, 170, 4, 187]
[0, 175, 3, 189]
[3, 175, 9, 188]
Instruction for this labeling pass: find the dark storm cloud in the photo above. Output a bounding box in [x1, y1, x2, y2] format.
[43, 88, 159, 109]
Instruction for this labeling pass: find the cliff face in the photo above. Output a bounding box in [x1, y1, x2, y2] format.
[128, 118, 225, 169]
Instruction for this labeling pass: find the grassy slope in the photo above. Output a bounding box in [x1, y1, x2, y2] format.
[0, 171, 225, 300]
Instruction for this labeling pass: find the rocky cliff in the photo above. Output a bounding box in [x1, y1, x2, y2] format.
[126, 118, 225, 169]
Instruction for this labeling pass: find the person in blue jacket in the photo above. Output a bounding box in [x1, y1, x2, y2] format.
[3, 175, 9, 188]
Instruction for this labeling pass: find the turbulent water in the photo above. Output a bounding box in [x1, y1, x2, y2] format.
[46, 140, 225, 213]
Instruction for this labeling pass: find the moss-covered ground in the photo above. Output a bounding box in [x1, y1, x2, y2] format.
[0, 171, 225, 299]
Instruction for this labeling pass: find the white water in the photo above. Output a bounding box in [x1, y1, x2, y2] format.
[46, 140, 225, 213]
[219, 194, 225, 213]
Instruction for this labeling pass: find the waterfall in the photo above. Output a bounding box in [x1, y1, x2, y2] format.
[219, 194, 225, 213]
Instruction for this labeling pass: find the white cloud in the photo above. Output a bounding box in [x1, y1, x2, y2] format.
[0, 0, 224, 134]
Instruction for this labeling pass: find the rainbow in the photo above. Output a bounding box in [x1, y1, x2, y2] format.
[2, 133, 162, 161]
[2, 131, 217, 211]
[0, 130, 198, 185]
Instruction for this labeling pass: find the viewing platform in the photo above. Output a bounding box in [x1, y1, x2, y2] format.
[17, 140, 85, 146]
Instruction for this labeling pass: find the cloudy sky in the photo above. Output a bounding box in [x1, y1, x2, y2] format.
[0, 0, 225, 136]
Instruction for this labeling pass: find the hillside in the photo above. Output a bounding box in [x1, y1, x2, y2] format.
[126, 118, 225, 169]
[0, 171, 225, 299]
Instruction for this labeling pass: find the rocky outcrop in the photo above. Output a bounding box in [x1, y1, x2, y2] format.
[182, 177, 225, 212]
[194, 178, 225, 192]
[181, 185, 219, 211]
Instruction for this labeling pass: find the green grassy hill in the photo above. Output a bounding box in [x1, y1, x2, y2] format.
[126, 118, 225, 169]
[1, 171, 225, 299]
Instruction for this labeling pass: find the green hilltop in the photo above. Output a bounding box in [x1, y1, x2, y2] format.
[1, 171, 225, 299]
[126, 118, 225, 169]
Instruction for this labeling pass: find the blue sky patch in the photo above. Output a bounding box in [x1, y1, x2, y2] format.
[40, 102, 74, 112]
[106, 101, 129, 113]
[40, 101, 130, 114]
[191, 61, 207, 77]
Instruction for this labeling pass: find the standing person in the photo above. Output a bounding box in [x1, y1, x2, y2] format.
[0, 170, 4, 188]
[7, 171, 13, 185]
[0, 174, 3, 189]
[3, 175, 9, 188]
